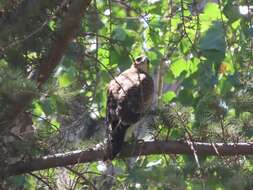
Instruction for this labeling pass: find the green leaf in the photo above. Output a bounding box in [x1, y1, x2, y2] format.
[58, 67, 76, 87]
[199, 21, 226, 62]
[162, 91, 176, 103]
[199, 22, 225, 52]
[223, 3, 241, 23]
[0, 59, 8, 67]
[164, 70, 175, 84]
[124, 29, 136, 47]
[203, 3, 220, 20]
[50, 118, 60, 130]
[112, 27, 127, 41]
[58, 73, 72, 87]
[33, 101, 44, 116]
[149, 28, 162, 46]
[177, 89, 194, 106]
[39, 99, 53, 115]
[189, 57, 201, 74]
[146, 48, 163, 66]
[170, 58, 187, 77]
[48, 20, 56, 31]
[218, 76, 232, 95]
[197, 61, 217, 89]
[98, 48, 110, 71]
[27, 51, 38, 59]
[200, 2, 222, 31]
[126, 19, 140, 31]
[110, 45, 131, 70]
[54, 96, 68, 114]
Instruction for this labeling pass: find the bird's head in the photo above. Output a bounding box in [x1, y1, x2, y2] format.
[132, 55, 150, 73]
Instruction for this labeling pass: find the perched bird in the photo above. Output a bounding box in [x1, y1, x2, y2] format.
[106, 55, 154, 159]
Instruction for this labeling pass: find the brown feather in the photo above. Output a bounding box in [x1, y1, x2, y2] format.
[106, 57, 154, 159]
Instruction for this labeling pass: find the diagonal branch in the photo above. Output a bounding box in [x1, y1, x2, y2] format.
[2, 140, 253, 178]
[1, 0, 92, 126]
[36, 0, 92, 85]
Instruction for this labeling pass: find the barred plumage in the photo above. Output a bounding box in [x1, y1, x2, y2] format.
[106, 56, 154, 160]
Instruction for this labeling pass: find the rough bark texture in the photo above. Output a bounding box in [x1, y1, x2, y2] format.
[2, 140, 253, 178]
[0, 0, 92, 127]
[36, 0, 92, 85]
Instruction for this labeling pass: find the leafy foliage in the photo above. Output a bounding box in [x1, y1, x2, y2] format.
[1, 0, 253, 189]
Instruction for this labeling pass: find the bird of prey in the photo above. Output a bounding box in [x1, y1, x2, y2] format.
[106, 55, 154, 159]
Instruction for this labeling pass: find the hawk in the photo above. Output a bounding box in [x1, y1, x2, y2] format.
[106, 55, 154, 159]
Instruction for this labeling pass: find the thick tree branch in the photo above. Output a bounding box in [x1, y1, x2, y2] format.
[1, 0, 92, 125]
[2, 140, 253, 178]
[36, 0, 92, 85]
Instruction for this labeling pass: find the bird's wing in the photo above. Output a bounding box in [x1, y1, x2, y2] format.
[107, 69, 154, 127]
[106, 68, 154, 159]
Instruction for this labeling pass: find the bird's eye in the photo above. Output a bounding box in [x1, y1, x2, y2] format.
[135, 57, 143, 62]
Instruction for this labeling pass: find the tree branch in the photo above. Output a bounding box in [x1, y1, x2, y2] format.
[2, 140, 253, 178]
[36, 0, 92, 85]
[1, 0, 92, 125]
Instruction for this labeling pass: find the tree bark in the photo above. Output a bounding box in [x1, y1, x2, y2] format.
[0, 0, 92, 127]
[36, 0, 92, 85]
[2, 140, 253, 178]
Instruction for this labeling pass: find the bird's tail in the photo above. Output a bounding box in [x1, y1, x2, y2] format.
[107, 123, 129, 160]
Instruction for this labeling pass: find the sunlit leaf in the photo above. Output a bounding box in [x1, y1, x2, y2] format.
[200, 2, 222, 31]
[162, 91, 176, 103]
[58, 73, 73, 87]
[170, 58, 188, 77]
[48, 20, 56, 31]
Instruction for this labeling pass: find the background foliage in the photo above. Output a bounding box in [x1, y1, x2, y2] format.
[1, 0, 253, 189]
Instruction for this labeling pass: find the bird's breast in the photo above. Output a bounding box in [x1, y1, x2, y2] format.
[113, 74, 143, 96]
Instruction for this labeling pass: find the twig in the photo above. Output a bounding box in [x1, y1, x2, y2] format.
[65, 166, 98, 190]
[28, 172, 54, 190]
